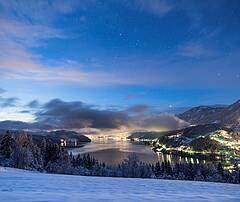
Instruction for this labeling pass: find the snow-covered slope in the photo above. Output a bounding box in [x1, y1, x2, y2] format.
[0, 167, 239, 202]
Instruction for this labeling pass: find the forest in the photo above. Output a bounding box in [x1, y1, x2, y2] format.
[0, 131, 239, 184]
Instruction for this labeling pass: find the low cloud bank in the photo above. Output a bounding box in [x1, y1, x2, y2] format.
[33, 99, 189, 132]
[131, 113, 189, 131]
[0, 97, 18, 108]
[36, 99, 129, 129]
[0, 96, 190, 133]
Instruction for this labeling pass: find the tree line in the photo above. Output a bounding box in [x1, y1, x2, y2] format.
[0, 131, 239, 184]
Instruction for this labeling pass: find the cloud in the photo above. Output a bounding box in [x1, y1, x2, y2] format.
[0, 18, 65, 47]
[26, 100, 41, 109]
[0, 95, 189, 132]
[19, 110, 31, 114]
[0, 0, 95, 24]
[0, 17, 239, 87]
[131, 113, 190, 131]
[177, 42, 209, 58]
[0, 18, 62, 74]
[127, 104, 150, 114]
[130, 0, 173, 16]
[0, 88, 6, 94]
[0, 2, 126, 86]
[33, 98, 189, 132]
[0, 96, 19, 108]
[36, 99, 129, 129]
[0, 15, 158, 86]
[0, 19, 65, 81]
[0, 61, 138, 85]
[125, 92, 145, 100]
[0, 18, 139, 85]
[1, 1, 237, 89]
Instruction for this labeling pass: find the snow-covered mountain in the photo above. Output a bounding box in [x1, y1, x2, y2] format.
[0, 167, 239, 202]
[178, 100, 240, 131]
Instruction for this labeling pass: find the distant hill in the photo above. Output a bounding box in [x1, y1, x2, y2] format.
[0, 120, 53, 130]
[0, 129, 91, 146]
[0, 121, 33, 130]
[40, 130, 91, 142]
[129, 131, 169, 140]
[178, 100, 240, 131]
[128, 124, 230, 140]
[129, 124, 240, 153]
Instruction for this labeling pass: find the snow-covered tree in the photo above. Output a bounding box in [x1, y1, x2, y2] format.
[0, 131, 15, 158]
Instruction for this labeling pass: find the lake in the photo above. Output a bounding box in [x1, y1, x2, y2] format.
[69, 139, 202, 165]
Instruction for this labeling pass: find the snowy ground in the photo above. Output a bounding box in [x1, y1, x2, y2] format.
[0, 167, 240, 202]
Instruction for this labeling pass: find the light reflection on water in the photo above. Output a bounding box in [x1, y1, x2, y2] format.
[69, 139, 201, 165]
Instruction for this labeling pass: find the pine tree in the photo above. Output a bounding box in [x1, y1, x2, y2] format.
[194, 169, 204, 181]
[44, 142, 60, 166]
[166, 161, 173, 175]
[155, 162, 161, 177]
[10, 145, 34, 169]
[0, 131, 15, 158]
[32, 144, 44, 169]
[217, 162, 224, 177]
[186, 162, 195, 180]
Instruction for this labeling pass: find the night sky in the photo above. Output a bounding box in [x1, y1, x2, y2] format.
[0, 0, 239, 125]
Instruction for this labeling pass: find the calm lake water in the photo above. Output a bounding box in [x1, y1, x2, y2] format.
[69, 139, 201, 165]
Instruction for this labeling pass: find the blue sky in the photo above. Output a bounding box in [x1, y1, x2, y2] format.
[0, 0, 240, 122]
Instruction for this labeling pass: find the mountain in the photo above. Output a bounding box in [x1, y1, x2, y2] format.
[0, 121, 33, 130]
[0, 129, 91, 146]
[0, 120, 53, 130]
[129, 124, 240, 155]
[178, 100, 240, 131]
[33, 130, 91, 143]
[0, 121, 91, 144]
[129, 131, 169, 140]
[129, 124, 230, 140]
